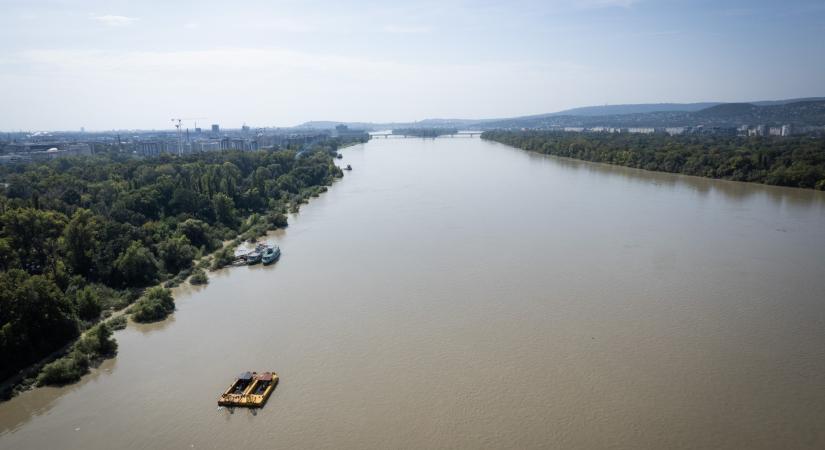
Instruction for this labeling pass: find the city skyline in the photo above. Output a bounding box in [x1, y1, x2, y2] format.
[1, 0, 824, 131]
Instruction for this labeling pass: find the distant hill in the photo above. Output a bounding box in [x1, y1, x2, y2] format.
[293, 97, 825, 130]
[549, 102, 720, 116]
[479, 100, 825, 129]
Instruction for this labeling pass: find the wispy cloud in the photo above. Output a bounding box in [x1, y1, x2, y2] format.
[91, 15, 138, 27]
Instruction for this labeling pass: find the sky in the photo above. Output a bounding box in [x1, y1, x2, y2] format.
[0, 0, 823, 131]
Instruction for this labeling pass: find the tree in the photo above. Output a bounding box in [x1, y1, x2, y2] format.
[61, 209, 98, 277]
[1, 207, 67, 274]
[213, 193, 237, 226]
[177, 219, 218, 251]
[0, 270, 79, 380]
[114, 241, 159, 286]
[75, 286, 102, 321]
[158, 235, 196, 275]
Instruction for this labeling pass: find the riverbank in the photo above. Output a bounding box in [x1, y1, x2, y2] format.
[0, 180, 341, 400]
[482, 130, 825, 190]
[0, 144, 353, 400]
[3, 136, 822, 449]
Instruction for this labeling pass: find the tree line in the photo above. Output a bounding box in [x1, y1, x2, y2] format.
[482, 131, 825, 190]
[392, 128, 458, 138]
[0, 142, 346, 387]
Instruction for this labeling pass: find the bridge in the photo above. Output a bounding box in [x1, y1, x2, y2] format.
[370, 132, 482, 139]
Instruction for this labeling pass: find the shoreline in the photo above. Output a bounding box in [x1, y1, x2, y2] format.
[482, 132, 825, 192]
[0, 173, 345, 401]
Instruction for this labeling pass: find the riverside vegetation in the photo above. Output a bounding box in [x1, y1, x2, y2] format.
[0, 137, 359, 394]
[482, 130, 825, 190]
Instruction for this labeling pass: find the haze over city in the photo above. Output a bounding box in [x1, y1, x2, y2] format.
[2, 0, 824, 131]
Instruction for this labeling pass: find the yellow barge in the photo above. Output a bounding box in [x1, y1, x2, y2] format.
[218, 371, 279, 408]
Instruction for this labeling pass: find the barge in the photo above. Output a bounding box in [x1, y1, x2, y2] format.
[218, 371, 279, 408]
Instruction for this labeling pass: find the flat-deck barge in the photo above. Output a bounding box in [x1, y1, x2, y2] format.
[218, 371, 279, 408]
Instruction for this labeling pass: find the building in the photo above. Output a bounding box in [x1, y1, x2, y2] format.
[211, 124, 220, 136]
[64, 143, 92, 156]
[332, 124, 369, 139]
[195, 141, 222, 152]
[781, 124, 793, 136]
[136, 141, 164, 157]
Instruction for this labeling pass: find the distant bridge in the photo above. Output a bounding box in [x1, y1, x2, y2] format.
[370, 132, 482, 139]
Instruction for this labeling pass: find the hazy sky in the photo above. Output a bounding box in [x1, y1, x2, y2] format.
[1, 0, 823, 130]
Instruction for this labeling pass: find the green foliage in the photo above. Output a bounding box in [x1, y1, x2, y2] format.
[109, 315, 127, 330]
[212, 193, 237, 227]
[211, 246, 236, 270]
[189, 268, 208, 285]
[158, 235, 196, 275]
[36, 350, 89, 386]
[0, 146, 341, 384]
[131, 287, 175, 323]
[75, 286, 102, 321]
[36, 322, 117, 386]
[0, 270, 79, 380]
[482, 131, 825, 190]
[60, 209, 98, 277]
[115, 241, 160, 286]
[267, 212, 288, 228]
[177, 219, 221, 252]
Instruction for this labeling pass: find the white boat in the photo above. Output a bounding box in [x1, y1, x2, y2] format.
[262, 245, 281, 265]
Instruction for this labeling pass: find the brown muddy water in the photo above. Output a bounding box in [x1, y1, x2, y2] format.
[1, 137, 825, 449]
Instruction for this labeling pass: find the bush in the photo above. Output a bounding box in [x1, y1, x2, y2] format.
[211, 247, 235, 270]
[109, 315, 127, 330]
[36, 322, 118, 386]
[37, 351, 89, 386]
[267, 212, 288, 228]
[76, 322, 117, 357]
[189, 268, 208, 285]
[131, 287, 175, 323]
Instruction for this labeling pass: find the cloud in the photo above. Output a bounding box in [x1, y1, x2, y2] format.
[91, 15, 138, 27]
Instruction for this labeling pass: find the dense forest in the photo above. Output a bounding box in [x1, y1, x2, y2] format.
[482, 131, 825, 190]
[0, 140, 349, 390]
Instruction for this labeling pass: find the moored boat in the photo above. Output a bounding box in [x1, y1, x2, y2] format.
[345, 164, 352, 171]
[262, 245, 281, 265]
[246, 250, 262, 265]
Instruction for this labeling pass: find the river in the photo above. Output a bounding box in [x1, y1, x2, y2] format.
[2, 136, 825, 449]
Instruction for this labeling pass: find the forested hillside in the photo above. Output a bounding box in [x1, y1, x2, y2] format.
[0, 143, 347, 386]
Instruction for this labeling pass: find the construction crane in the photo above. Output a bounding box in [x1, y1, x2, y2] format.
[171, 117, 206, 155]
